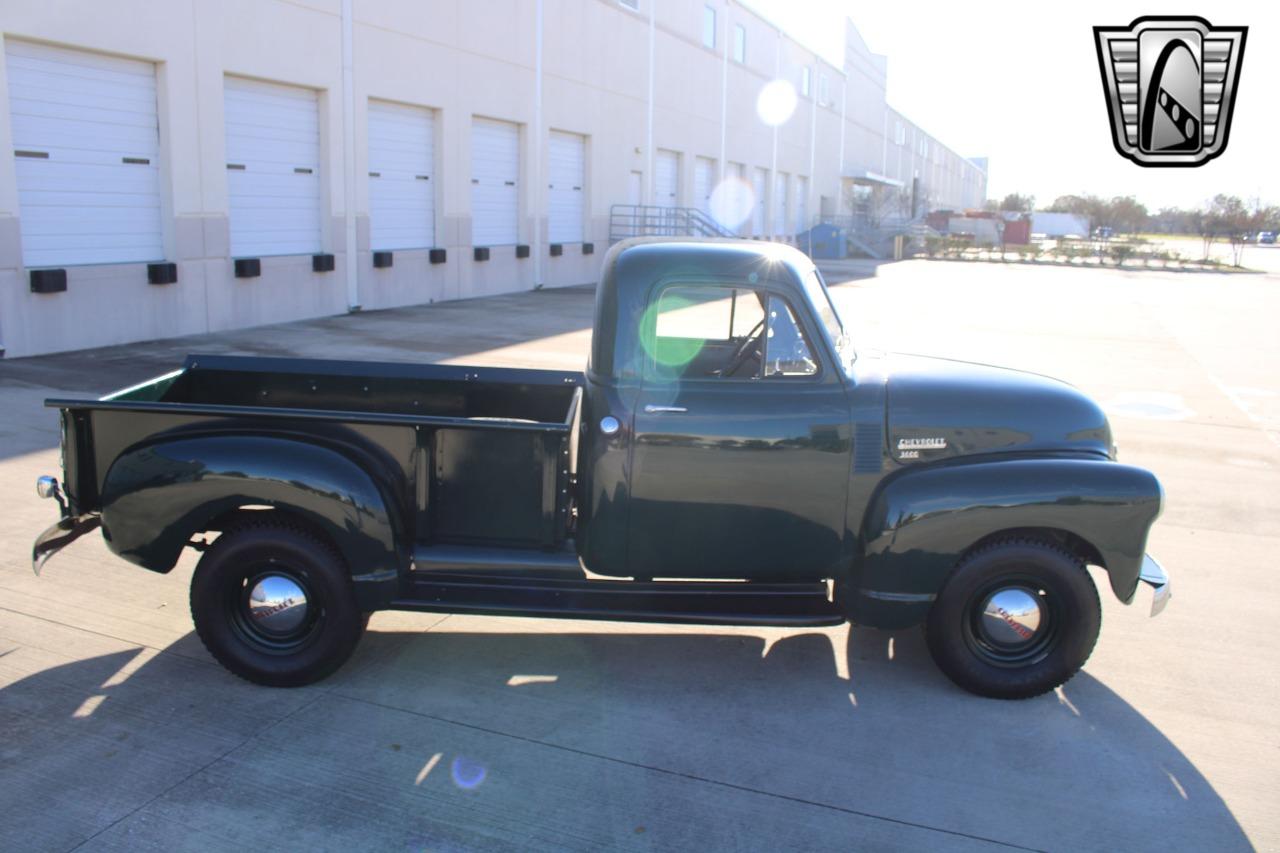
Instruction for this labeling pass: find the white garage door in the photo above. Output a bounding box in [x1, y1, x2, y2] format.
[548, 130, 585, 243]
[773, 172, 789, 236]
[751, 168, 766, 236]
[224, 76, 321, 257]
[794, 176, 809, 233]
[693, 156, 715, 216]
[471, 117, 520, 246]
[5, 40, 163, 267]
[654, 149, 679, 207]
[368, 100, 435, 251]
[725, 162, 746, 235]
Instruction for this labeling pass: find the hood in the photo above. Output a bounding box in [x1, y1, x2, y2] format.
[885, 354, 1112, 464]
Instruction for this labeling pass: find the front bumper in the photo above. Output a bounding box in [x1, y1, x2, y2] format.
[1138, 554, 1171, 616]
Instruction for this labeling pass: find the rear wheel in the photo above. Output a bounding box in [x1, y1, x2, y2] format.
[190, 523, 364, 687]
[924, 538, 1100, 699]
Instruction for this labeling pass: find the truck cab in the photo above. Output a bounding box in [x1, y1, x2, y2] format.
[34, 239, 1169, 699]
[580, 241, 854, 584]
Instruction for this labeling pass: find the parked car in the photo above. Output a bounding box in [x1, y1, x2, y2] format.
[1093, 226, 1115, 240]
[33, 240, 1169, 699]
[1258, 231, 1276, 244]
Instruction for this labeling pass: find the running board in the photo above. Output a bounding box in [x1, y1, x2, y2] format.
[393, 570, 844, 627]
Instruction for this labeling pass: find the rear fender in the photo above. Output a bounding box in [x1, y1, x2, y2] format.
[850, 457, 1162, 628]
[100, 435, 403, 609]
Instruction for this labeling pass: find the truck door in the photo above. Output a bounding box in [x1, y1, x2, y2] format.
[627, 282, 851, 581]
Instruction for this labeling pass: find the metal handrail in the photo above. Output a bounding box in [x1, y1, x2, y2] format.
[609, 204, 735, 242]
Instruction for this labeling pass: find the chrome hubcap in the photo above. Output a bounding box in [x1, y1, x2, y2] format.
[247, 574, 309, 635]
[978, 587, 1043, 648]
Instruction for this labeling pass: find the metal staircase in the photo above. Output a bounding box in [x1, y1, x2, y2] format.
[609, 205, 735, 243]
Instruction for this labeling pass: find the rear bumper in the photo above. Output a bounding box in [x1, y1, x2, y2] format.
[33, 514, 101, 575]
[1138, 554, 1171, 617]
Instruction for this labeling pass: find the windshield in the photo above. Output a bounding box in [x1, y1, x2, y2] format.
[800, 267, 854, 367]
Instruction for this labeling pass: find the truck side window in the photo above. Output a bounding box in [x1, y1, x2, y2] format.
[649, 286, 764, 379]
[764, 295, 818, 378]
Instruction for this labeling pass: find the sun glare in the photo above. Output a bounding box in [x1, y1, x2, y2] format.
[709, 177, 754, 230]
[756, 79, 798, 127]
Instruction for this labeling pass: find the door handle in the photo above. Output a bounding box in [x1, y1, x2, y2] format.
[643, 405, 688, 414]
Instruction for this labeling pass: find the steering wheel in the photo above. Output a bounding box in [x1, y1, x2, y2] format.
[721, 318, 765, 378]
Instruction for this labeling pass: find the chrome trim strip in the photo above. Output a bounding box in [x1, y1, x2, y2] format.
[859, 589, 937, 603]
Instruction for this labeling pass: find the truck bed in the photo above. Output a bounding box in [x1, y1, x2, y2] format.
[49, 354, 583, 550]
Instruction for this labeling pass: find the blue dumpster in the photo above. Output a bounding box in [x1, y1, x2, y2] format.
[795, 223, 845, 259]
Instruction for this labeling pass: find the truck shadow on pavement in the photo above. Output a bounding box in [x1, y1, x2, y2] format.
[0, 621, 1250, 851]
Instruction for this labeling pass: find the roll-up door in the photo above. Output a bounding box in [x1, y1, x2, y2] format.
[751, 168, 766, 236]
[548, 130, 585, 243]
[794, 176, 809, 233]
[5, 40, 163, 267]
[726, 162, 747, 235]
[368, 100, 435, 250]
[693, 156, 715, 216]
[654, 149, 679, 207]
[224, 76, 322, 257]
[773, 172, 789, 236]
[471, 117, 520, 246]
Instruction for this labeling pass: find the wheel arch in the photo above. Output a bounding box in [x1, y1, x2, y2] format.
[961, 526, 1104, 571]
[199, 505, 348, 562]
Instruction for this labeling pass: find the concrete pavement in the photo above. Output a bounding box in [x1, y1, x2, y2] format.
[1, 259, 1276, 851]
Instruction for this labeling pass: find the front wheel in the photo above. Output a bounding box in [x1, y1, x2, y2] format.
[190, 522, 365, 687]
[924, 538, 1101, 699]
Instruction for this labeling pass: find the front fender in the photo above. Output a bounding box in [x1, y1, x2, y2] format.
[100, 435, 403, 608]
[850, 457, 1162, 628]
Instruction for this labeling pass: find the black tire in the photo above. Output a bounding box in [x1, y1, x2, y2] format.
[924, 538, 1101, 700]
[190, 522, 364, 687]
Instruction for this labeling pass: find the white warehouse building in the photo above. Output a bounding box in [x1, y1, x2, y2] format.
[0, 0, 987, 358]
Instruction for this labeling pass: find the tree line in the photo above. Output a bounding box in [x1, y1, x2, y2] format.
[985, 192, 1280, 238]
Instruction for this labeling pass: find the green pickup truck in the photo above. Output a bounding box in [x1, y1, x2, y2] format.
[33, 240, 1168, 699]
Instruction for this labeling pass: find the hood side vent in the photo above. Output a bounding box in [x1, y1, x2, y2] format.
[853, 422, 884, 473]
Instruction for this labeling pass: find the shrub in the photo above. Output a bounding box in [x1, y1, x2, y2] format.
[947, 236, 974, 258]
[1056, 239, 1084, 263]
[1108, 243, 1136, 266]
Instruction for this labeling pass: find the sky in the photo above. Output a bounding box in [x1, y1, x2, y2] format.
[746, 0, 1279, 211]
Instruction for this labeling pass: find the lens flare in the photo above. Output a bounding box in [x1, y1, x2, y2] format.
[756, 79, 797, 127]
[450, 756, 487, 789]
[639, 295, 703, 373]
[709, 178, 754, 231]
